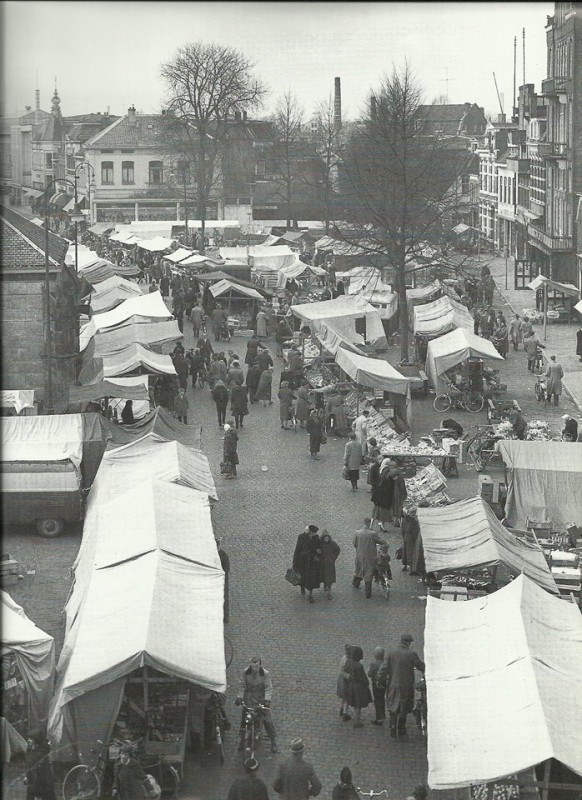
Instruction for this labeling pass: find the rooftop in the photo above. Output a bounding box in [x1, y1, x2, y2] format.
[1, 205, 68, 267]
[84, 113, 164, 148]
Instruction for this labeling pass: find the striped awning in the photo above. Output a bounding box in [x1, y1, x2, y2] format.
[49, 192, 71, 209]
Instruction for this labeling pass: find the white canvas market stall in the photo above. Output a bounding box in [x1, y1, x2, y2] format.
[80, 292, 173, 350]
[292, 295, 387, 355]
[413, 295, 473, 337]
[276, 261, 327, 289]
[99, 409, 203, 452]
[0, 390, 36, 415]
[336, 346, 411, 424]
[496, 441, 582, 530]
[425, 328, 504, 392]
[417, 496, 559, 595]
[1, 414, 84, 466]
[1, 591, 56, 735]
[78, 344, 176, 384]
[424, 574, 582, 790]
[135, 236, 176, 253]
[248, 245, 296, 270]
[209, 278, 262, 302]
[89, 276, 142, 314]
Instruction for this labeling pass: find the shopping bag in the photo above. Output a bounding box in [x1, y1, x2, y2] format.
[285, 568, 301, 586]
[220, 462, 231, 475]
[342, 466, 350, 480]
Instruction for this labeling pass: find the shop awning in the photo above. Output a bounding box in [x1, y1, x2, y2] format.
[163, 248, 195, 264]
[276, 261, 327, 288]
[209, 278, 262, 300]
[22, 187, 44, 198]
[413, 295, 473, 336]
[527, 274, 580, 298]
[495, 441, 582, 529]
[67, 381, 149, 405]
[335, 346, 409, 396]
[49, 192, 71, 209]
[63, 194, 85, 212]
[417, 496, 559, 594]
[1, 414, 84, 467]
[425, 574, 582, 789]
[135, 236, 176, 252]
[425, 328, 504, 392]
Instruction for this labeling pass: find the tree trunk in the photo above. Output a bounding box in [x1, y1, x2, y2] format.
[395, 254, 409, 363]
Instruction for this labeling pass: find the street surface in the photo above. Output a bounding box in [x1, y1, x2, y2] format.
[2, 278, 578, 800]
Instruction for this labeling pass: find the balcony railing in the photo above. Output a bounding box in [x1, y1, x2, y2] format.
[541, 76, 570, 94]
[527, 225, 572, 252]
[537, 142, 570, 159]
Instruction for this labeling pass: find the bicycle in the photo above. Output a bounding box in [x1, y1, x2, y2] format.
[238, 702, 269, 760]
[373, 567, 391, 601]
[62, 743, 108, 800]
[534, 374, 548, 405]
[413, 678, 427, 737]
[357, 790, 389, 798]
[205, 692, 230, 764]
[197, 365, 211, 389]
[433, 382, 484, 413]
[139, 753, 180, 799]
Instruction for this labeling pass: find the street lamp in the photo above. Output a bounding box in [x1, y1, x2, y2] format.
[172, 159, 190, 247]
[71, 162, 94, 272]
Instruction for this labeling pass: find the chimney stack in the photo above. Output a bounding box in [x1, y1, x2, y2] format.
[334, 77, 342, 130]
[234, 110, 242, 122]
[128, 105, 136, 126]
[242, 110, 247, 121]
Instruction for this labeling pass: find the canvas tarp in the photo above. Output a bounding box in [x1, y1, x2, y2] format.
[135, 236, 176, 253]
[219, 247, 250, 263]
[83, 320, 182, 357]
[78, 260, 116, 285]
[48, 550, 226, 755]
[163, 248, 196, 264]
[80, 292, 172, 348]
[527, 274, 580, 298]
[425, 328, 504, 392]
[209, 278, 262, 300]
[78, 344, 176, 384]
[276, 261, 327, 288]
[90, 277, 142, 314]
[103, 376, 150, 421]
[108, 229, 142, 244]
[0, 390, 36, 414]
[67, 381, 149, 405]
[335, 347, 409, 396]
[88, 223, 114, 236]
[1, 591, 55, 731]
[178, 253, 209, 267]
[249, 245, 296, 270]
[292, 295, 387, 353]
[413, 295, 473, 337]
[495, 441, 582, 529]
[1, 414, 84, 467]
[417, 496, 559, 595]
[100, 407, 202, 451]
[425, 574, 582, 789]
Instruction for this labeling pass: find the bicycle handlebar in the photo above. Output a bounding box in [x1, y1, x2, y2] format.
[240, 702, 269, 711]
[356, 790, 389, 798]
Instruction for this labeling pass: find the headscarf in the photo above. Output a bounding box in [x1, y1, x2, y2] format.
[380, 457, 395, 473]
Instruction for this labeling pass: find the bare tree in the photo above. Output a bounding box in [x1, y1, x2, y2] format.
[333, 63, 476, 361]
[312, 95, 344, 233]
[160, 42, 267, 247]
[272, 92, 306, 228]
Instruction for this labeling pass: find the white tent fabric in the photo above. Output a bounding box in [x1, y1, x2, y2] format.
[209, 278, 262, 300]
[425, 328, 504, 392]
[219, 247, 250, 263]
[106, 376, 150, 420]
[413, 295, 473, 336]
[335, 347, 409, 396]
[1, 591, 55, 731]
[575, 299, 582, 314]
[425, 574, 582, 789]
[109, 230, 141, 244]
[180, 253, 210, 266]
[314, 236, 369, 256]
[249, 245, 296, 270]
[88, 321, 182, 357]
[163, 248, 195, 264]
[135, 236, 176, 252]
[495, 441, 582, 529]
[276, 261, 327, 288]
[0, 390, 36, 414]
[66, 244, 99, 268]
[99, 344, 176, 380]
[291, 295, 387, 353]
[417, 496, 559, 595]
[90, 277, 142, 313]
[1, 414, 84, 466]
[527, 274, 580, 298]
[80, 292, 172, 349]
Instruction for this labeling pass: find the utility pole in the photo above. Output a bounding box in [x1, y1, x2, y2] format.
[513, 36, 517, 119]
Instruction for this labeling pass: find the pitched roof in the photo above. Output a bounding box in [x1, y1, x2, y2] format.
[418, 103, 480, 122]
[84, 114, 163, 148]
[0, 205, 68, 267]
[66, 122, 108, 144]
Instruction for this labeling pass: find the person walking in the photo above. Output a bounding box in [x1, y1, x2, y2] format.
[523, 329, 544, 371]
[120, 400, 135, 425]
[326, 390, 350, 437]
[173, 387, 189, 424]
[292, 524, 323, 603]
[337, 644, 353, 720]
[190, 301, 204, 338]
[235, 656, 278, 753]
[256, 308, 268, 339]
[227, 758, 271, 800]
[197, 333, 214, 367]
[331, 767, 360, 800]
[159, 274, 170, 300]
[230, 380, 249, 430]
[188, 348, 205, 389]
[212, 304, 227, 341]
[378, 634, 425, 739]
[493, 318, 509, 357]
[209, 353, 228, 388]
[320, 530, 340, 599]
[371, 458, 396, 532]
[212, 380, 229, 427]
[256, 347, 274, 372]
[368, 647, 386, 726]
[352, 410, 370, 456]
[295, 381, 311, 428]
[545, 354, 564, 406]
[272, 739, 322, 800]
[342, 645, 372, 728]
[305, 409, 325, 459]
[246, 362, 262, 404]
[577, 327, 582, 363]
[256, 366, 274, 407]
[343, 433, 363, 491]
[227, 359, 245, 388]
[245, 335, 261, 366]
[352, 518, 387, 599]
[278, 381, 296, 429]
[401, 506, 420, 573]
[112, 745, 148, 800]
[509, 314, 523, 351]
[173, 351, 190, 391]
[223, 419, 239, 478]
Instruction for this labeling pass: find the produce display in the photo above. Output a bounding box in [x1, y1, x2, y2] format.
[525, 419, 551, 441]
[404, 463, 450, 508]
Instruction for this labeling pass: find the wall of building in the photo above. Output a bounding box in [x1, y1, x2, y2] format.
[1, 276, 48, 390]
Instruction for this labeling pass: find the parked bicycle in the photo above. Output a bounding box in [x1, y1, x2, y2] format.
[534, 373, 548, 405]
[238, 702, 269, 760]
[357, 790, 389, 798]
[62, 742, 109, 800]
[433, 382, 484, 413]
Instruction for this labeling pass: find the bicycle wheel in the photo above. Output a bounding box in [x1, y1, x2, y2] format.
[159, 762, 180, 799]
[214, 715, 226, 764]
[433, 394, 452, 412]
[465, 394, 484, 413]
[62, 765, 101, 800]
[224, 635, 234, 669]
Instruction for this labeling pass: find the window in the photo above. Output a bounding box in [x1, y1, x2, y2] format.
[149, 160, 163, 185]
[122, 161, 135, 185]
[46, 153, 53, 168]
[101, 161, 114, 184]
[66, 155, 75, 170]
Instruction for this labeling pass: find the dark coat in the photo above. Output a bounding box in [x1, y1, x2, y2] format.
[26, 744, 56, 800]
[378, 645, 425, 715]
[332, 784, 360, 800]
[343, 657, 372, 709]
[223, 428, 239, 465]
[292, 532, 323, 590]
[305, 414, 324, 452]
[227, 774, 271, 800]
[246, 364, 262, 395]
[115, 759, 147, 800]
[295, 386, 311, 421]
[371, 468, 394, 510]
[230, 384, 249, 415]
[577, 329, 582, 357]
[256, 350, 274, 371]
[256, 370, 273, 401]
[278, 386, 296, 422]
[401, 513, 419, 569]
[212, 383, 229, 409]
[273, 756, 322, 800]
[320, 538, 340, 586]
[245, 339, 260, 365]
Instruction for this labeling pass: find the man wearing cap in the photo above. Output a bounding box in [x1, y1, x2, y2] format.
[377, 634, 425, 738]
[273, 738, 322, 800]
[235, 657, 278, 753]
[227, 757, 271, 800]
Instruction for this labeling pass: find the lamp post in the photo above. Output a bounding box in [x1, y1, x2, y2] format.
[174, 159, 190, 247]
[72, 162, 95, 269]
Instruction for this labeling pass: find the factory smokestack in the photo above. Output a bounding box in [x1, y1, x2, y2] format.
[35, 88, 40, 126]
[334, 77, 342, 130]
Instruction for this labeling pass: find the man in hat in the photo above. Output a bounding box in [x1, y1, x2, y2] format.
[272, 739, 322, 800]
[378, 634, 425, 738]
[352, 518, 387, 599]
[235, 657, 278, 753]
[227, 757, 271, 800]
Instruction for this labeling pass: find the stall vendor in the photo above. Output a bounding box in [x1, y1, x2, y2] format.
[508, 408, 527, 440]
[561, 414, 578, 442]
[441, 418, 464, 438]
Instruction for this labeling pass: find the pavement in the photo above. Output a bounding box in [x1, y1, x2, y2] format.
[3, 285, 580, 800]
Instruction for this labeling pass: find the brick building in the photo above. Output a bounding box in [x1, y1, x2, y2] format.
[416, 102, 488, 137]
[1, 206, 77, 406]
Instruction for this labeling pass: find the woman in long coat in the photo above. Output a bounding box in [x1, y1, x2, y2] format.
[245, 335, 260, 366]
[390, 467, 407, 527]
[255, 366, 273, 406]
[326, 391, 349, 435]
[401, 506, 419, 572]
[320, 530, 341, 599]
[545, 356, 564, 406]
[295, 382, 311, 427]
[256, 309, 268, 338]
[292, 525, 324, 603]
[305, 409, 325, 458]
[223, 422, 239, 477]
[278, 381, 296, 428]
[343, 646, 372, 728]
[343, 433, 363, 491]
[371, 460, 395, 532]
[229, 381, 248, 429]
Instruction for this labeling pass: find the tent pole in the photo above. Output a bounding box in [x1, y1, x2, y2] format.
[541, 759, 551, 800]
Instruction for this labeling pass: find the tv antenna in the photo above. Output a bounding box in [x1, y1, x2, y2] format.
[439, 68, 455, 102]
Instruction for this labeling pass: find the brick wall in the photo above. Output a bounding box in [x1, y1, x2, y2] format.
[1, 277, 48, 389]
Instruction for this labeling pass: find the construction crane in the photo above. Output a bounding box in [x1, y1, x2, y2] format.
[492, 72, 504, 115]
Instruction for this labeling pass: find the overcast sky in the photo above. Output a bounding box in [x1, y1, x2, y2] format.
[3, 2, 554, 121]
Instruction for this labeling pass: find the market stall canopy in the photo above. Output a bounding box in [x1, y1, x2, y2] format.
[1, 413, 84, 467]
[291, 295, 387, 354]
[88, 223, 114, 236]
[425, 328, 504, 392]
[195, 271, 273, 298]
[179, 253, 212, 267]
[335, 346, 409, 396]
[425, 574, 582, 789]
[80, 292, 173, 348]
[102, 376, 150, 421]
[262, 234, 281, 247]
[417, 496, 559, 595]
[219, 246, 250, 263]
[90, 276, 142, 313]
[413, 295, 473, 337]
[1, 591, 55, 732]
[67, 381, 149, 405]
[452, 222, 470, 234]
[99, 407, 201, 451]
[276, 261, 327, 288]
[527, 274, 580, 298]
[576, 299, 582, 314]
[79, 258, 141, 284]
[78, 344, 177, 384]
[209, 278, 262, 300]
[108, 229, 142, 245]
[84, 320, 182, 358]
[0, 390, 36, 414]
[249, 245, 296, 270]
[163, 248, 196, 264]
[135, 236, 176, 253]
[495, 441, 582, 529]
[314, 236, 369, 256]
